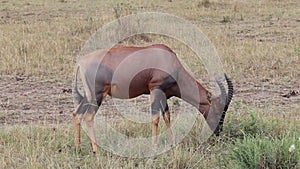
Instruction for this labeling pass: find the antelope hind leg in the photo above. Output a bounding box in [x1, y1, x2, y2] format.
[73, 113, 83, 153]
[84, 111, 98, 153]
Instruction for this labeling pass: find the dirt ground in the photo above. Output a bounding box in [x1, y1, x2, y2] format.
[0, 76, 73, 125]
[0, 75, 299, 125]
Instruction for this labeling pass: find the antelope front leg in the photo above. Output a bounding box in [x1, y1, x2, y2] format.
[152, 114, 160, 147]
[150, 89, 161, 147]
[163, 110, 173, 145]
[150, 89, 168, 148]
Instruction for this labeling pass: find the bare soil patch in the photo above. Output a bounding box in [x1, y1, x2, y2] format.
[234, 80, 300, 111]
[0, 76, 73, 125]
[0, 75, 299, 125]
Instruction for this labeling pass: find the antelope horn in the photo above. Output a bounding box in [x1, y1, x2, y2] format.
[214, 74, 234, 136]
[224, 73, 233, 112]
[217, 74, 233, 135]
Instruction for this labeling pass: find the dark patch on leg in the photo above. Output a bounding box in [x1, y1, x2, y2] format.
[96, 93, 103, 107]
[151, 90, 168, 115]
[162, 103, 169, 115]
[159, 73, 181, 98]
[75, 98, 89, 114]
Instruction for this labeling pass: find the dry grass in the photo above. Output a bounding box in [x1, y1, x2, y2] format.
[0, 0, 299, 81]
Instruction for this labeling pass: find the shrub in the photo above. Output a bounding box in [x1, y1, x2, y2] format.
[223, 111, 291, 139]
[223, 135, 299, 169]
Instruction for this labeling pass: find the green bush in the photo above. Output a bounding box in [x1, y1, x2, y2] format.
[223, 111, 291, 139]
[223, 136, 299, 169]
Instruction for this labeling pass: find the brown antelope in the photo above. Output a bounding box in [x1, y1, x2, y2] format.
[73, 44, 233, 153]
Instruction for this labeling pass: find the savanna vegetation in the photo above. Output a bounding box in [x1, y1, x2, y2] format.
[0, 0, 299, 168]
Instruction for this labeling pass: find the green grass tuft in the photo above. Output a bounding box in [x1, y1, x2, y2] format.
[223, 135, 300, 169]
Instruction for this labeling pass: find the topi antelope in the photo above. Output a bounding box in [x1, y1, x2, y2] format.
[73, 44, 233, 153]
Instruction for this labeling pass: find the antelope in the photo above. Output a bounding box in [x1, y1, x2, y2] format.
[73, 44, 233, 153]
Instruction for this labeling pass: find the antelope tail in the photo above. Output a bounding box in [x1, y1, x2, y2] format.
[73, 65, 84, 104]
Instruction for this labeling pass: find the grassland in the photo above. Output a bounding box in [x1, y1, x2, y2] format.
[0, 0, 299, 168]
